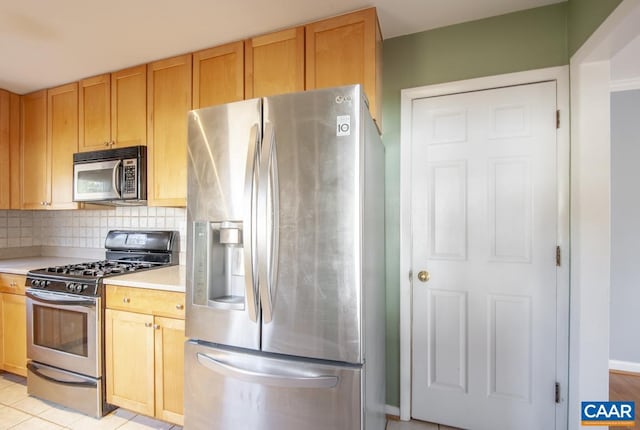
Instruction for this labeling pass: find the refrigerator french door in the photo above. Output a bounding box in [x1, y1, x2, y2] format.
[185, 85, 385, 430]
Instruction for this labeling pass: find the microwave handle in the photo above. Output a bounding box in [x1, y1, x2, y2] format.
[112, 159, 122, 198]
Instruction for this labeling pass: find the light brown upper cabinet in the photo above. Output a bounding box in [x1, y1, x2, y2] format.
[147, 54, 192, 207]
[48, 83, 79, 210]
[245, 27, 305, 98]
[79, 66, 147, 152]
[20, 90, 48, 209]
[21, 84, 79, 210]
[0, 90, 20, 209]
[111, 65, 147, 148]
[79, 74, 110, 151]
[305, 8, 382, 126]
[193, 41, 244, 109]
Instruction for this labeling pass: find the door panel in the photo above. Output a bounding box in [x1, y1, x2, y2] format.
[261, 86, 363, 363]
[186, 99, 262, 350]
[184, 341, 361, 430]
[411, 81, 558, 430]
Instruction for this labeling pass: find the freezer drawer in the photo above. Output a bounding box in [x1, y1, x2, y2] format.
[184, 341, 362, 430]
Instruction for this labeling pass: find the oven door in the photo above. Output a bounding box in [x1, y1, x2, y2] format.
[26, 289, 100, 378]
[74, 159, 122, 201]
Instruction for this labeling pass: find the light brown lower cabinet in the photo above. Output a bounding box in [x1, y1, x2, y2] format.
[105, 286, 185, 426]
[0, 273, 27, 377]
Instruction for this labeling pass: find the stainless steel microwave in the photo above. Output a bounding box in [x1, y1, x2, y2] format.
[73, 146, 147, 205]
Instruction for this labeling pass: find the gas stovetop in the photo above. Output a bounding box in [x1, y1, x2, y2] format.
[39, 260, 158, 277]
[26, 230, 179, 296]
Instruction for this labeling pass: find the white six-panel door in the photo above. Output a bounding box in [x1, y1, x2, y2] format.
[410, 81, 558, 429]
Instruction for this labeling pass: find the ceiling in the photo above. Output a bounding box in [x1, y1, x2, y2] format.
[0, 0, 564, 94]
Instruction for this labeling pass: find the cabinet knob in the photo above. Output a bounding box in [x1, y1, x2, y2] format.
[153, 324, 160, 330]
[104, 141, 110, 146]
[176, 304, 184, 310]
[122, 297, 131, 303]
[144, 322, 152, 328]
[9, 281, 16, 287]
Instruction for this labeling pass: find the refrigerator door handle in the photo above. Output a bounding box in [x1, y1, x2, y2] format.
[195, 352, 339, 389]
[258, 121, 279, 323]
[243, 123, 260, 323]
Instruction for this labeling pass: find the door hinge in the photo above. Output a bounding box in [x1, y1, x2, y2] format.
[408, 270, 413, 281]
[555, 382, 561, 403]
[556, 110, 560, 129]
[556, 246, 561, 267]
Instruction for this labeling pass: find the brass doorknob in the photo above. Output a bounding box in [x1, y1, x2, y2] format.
[417, 271, 430, 283]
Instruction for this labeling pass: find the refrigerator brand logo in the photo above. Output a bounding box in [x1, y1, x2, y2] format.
[335, 95, 352, 104]
[581, 401, 635, 426]
[337, 115, 351, 137]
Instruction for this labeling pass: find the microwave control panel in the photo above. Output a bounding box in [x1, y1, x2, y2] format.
[122, 159, 138, 198]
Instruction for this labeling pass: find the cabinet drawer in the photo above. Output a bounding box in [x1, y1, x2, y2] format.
[0, 273, 26, 295]
[105, 285, 185, 319]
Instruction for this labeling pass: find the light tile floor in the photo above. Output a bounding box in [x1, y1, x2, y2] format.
[0, 372, 182, 430]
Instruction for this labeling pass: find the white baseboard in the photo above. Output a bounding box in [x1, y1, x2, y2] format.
[609, 359, 640, 373]
[385, 404, 400, 417]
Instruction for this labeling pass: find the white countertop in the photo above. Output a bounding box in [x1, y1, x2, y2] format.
[105, 265, 185, 293]
[0, 256, 186, 293]
[0, 256, 95, 275]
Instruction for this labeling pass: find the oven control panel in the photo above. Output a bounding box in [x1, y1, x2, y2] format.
[27, 278, 98, 296]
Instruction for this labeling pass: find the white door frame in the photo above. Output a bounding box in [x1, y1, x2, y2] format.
[568, 1, 640, 428]
[399, 66, 570, 427]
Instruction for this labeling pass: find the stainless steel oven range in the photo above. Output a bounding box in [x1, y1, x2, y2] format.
[25, 230, 179, 418]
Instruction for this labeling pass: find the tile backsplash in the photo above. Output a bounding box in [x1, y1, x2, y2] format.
[0, 207, 186, 253]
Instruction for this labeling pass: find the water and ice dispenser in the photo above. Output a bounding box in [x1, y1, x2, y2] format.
[192, 221, 246, 310]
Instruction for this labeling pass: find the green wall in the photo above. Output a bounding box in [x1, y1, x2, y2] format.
[568, 0, 623, 55]
[381, 3, 569, 407]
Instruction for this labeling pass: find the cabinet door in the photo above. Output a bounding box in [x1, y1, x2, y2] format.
[245, 27, 304, 99]
[112, 65, 147, 148]
[155, 316, 185, 425]
[79, 74, 111, 152]
[0, 90, 10, 209]
[48, 83, 79, 209]
[193, 42, 244, 109]
[0, 293, 27, 377]
[21, 90, 49, 209]
[105, 309, 155, 416]
[147, 54, 192, 207]
[305, 8, 382, 125]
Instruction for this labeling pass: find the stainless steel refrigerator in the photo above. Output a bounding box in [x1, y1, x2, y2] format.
[184, 85, 385, 430]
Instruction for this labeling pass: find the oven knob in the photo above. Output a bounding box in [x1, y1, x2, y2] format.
[76, 284, 84, 293]
[67, 283, 75, 291]
[30, 279, 38, 287]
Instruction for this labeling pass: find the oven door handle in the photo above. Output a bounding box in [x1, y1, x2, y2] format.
[27, 363, 96, 388]
[26, 290, 97, 307]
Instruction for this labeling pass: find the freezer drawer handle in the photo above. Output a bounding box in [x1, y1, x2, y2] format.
[196, 352, 339, 389]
